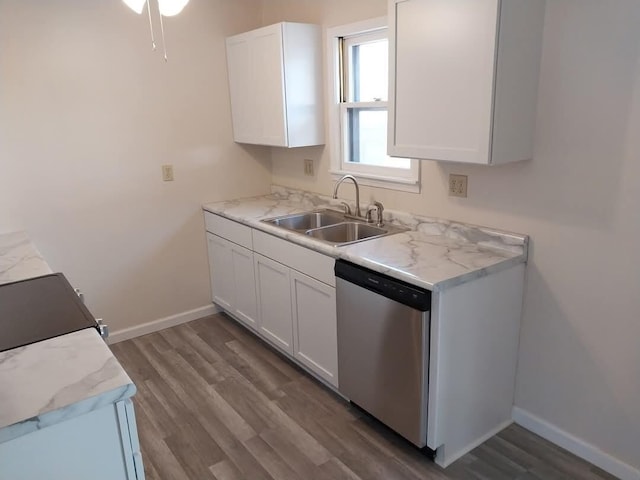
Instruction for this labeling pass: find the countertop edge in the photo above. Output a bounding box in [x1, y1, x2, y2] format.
[431, 255, 527, 292]
[0, 383, 136, 444]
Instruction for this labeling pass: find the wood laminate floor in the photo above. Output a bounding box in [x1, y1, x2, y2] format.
[111, 313, 616, 480]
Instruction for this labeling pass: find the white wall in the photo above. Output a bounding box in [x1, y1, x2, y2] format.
[263, 0, 640, 474]
[0, 0, 271, 332]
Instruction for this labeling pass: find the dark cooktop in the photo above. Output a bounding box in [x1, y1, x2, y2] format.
[0, 273, 98, 353]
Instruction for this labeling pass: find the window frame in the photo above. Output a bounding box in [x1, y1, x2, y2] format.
[327, 17, 420, 193]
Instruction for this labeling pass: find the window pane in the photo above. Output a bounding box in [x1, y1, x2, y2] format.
[350, 39, 388, 102]
[347, 108, 411, 169]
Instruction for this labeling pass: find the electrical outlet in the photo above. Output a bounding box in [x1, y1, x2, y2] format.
[449, 174, 468, 198]
[162, 164, 174, 182]
[304, 159, 314, 176]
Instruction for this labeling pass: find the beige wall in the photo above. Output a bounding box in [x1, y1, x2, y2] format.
[263, 0, 640, 472]
[0, 0, 271, 331]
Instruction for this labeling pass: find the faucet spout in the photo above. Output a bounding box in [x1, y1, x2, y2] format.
[333, 175, 361, 218]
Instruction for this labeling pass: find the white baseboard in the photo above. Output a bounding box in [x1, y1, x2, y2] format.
[436, 419, 513, 468]
[513, 407, 640, 480]
[107, 304, 220, 344]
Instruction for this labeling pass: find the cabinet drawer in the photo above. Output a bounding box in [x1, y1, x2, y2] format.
[204, 212, 253, 249]
[253, 230, 335, 287]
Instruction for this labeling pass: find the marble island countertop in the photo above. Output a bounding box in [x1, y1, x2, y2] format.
[0, 231, 135, 443]
[0, 231, 52, 285]
[203, 186, 528, 291]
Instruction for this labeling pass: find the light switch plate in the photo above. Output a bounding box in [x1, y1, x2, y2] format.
[449, 174, 468, 198]
[304, 159, 314, 176]
[162, 165, 174, 182]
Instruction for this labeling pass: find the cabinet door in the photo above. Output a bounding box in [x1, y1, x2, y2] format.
[251, 24, 288, 146]
[254, 254, 293, 353]
[206, 233, 235, 311]
[119, 399, 145, 480]
[226, 36, 256, 143]
[388, 0, 499, 164]
[230, 244, 259, 330]
[226, 25, 287, 147]
[291, 271, 338, 387]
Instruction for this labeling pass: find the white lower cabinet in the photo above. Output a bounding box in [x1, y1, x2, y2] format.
[231, 245, 259, 330]
[206, 232, 258, 330]
[0, 399, 144, 480]
[291, 270, 338, 387]
[253, 255, 338, 386]
[207, 232, 235, 311]
[254, 253, 294, 353]
[205, 212, 338, 389]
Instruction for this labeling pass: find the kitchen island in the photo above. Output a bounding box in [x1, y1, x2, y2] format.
[0, 231, 143, 480]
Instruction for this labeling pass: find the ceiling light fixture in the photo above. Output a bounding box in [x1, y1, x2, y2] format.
[158, 0, 190, 17]
[122, 0, 146, 14]
[122, 0, 190, 61]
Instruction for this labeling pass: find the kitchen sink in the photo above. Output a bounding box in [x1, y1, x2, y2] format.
[262, 210, 345, 231]
[306, 222, 388, 243]
[262, 209, 407, 246]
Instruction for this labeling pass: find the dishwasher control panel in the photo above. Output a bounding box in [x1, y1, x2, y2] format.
[335, 260, 431, 311]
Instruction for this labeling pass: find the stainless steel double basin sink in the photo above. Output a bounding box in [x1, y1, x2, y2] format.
[261, 209, 406, 246]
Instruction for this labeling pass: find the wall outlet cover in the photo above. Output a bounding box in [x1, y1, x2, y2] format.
[449, 174, 468, 198]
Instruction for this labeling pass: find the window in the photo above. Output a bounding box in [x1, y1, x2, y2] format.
[328, 18, 420, 192]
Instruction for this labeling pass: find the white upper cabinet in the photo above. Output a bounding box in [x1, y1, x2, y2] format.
[388, 0, 546, 164]
[226, 22, 324, 148]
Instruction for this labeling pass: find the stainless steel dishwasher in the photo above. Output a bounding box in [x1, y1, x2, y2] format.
[335, 260, 431, 448]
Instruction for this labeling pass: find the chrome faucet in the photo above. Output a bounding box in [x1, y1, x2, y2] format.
[333, 174, 361, 218]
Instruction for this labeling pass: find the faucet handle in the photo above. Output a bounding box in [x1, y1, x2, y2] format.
[366, 202, 383, 224]
[365, 206, 376, 223]
[340, 201, 352, 216]
[373, 201, 384, 226]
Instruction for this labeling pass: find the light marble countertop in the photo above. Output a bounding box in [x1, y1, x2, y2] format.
[0, 329, 136, 443]
[0, 231, 52, 285]
[203, 186, 528, 291]
[0, 231, 135, 443]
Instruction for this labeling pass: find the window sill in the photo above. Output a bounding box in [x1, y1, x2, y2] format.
[329, 170, 421, 194]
